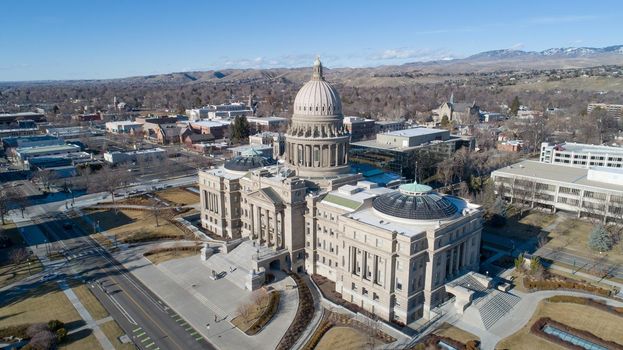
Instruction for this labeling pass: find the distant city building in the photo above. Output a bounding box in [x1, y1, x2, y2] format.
[343, 116, 376, 141]
[71, 112, 102, 122]
[587, 103, 623, 118]
[249, 132, 286, 159]
[374, 120, 406, 133]
[0, 112, 46, 129]
[103, 148, 166, 165]
[540, 142, 623, 169]
[185, 120, 229, 140]
[46, 126, 98, 139]
[433, 94, 479, 124]
[105, 121, 143, 134]
[497, 140, 524, 153]
[15, 144, 82, 162]
[187, 103, 253, 121]
[492, 160, 623, 222]
[137, 116, 183, 144]
[247, 116, 288, 132]
[480, 112, 507, 123]
[515, 106, 543, 120]
[350, 127, 474, 180]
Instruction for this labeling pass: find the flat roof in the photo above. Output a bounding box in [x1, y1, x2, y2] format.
[383, 127, 448, 138]
[351, 136, 460, 152]
[492, 160, 623, 193]
[190, 120, 227, 127]
[550, 142, 623, 156]
[16, 144, 80, 155]
[106, 121, 142, 126]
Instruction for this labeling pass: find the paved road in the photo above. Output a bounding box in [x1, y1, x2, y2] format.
[33, 212, 215, 350]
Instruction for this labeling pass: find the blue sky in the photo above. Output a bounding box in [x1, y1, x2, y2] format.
[1, 0, 622, 81]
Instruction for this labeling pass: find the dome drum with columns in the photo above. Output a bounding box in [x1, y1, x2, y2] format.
[286, 57, 351, 177]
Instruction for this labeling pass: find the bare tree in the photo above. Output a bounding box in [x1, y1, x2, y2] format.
[10, 247, 29, 266]
[237, 303, 252, 321]
[0, 189, 18, 225]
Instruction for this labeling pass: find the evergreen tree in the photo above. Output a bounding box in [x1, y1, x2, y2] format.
[230, 116, 250, 144]
[510, 96, 521, 116]
[588, 224, 612, 252]
[440, 115, 450, 129]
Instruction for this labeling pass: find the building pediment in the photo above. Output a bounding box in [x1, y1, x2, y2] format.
[247, 187, 285, 208]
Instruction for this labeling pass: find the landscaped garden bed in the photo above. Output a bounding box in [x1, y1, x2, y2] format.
[276, 273, 314, 350]
[232, 288, 281, 335]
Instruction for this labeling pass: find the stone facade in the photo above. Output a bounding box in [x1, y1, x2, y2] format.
[198, 59, 483, 323]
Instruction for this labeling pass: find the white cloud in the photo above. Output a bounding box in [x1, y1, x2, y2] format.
[372, 48, 457, 62]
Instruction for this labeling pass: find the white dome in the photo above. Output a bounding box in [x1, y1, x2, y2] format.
[292, 58, 342, 116]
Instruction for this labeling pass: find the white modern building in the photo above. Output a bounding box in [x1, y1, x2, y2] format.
[15, 144, 82, 162]
[105, 121, 143, 134]
[491, 160, 623, 222]
[540, 142, 623, 169]
[103, 148, 166, 165]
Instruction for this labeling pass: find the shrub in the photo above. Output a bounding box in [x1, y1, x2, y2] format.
[301, 321, 333, 350]
[55, 328, 67, 343]
[47, 320, 64, 332]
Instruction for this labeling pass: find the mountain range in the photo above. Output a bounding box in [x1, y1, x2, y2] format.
[3, 45, 623, 86]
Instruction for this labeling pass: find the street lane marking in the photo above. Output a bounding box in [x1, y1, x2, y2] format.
[185, 326, 192, 331]
[135, 332, 145, 337]
[195, 336, 203, 341]
[141, 337, 151, 343]
[145, 342, 155, 348]
[132, 327, 142, 333]
[190, 331, 198, 336]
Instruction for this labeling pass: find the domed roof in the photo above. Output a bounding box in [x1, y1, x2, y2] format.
[372, 182, 458, 220]
[224, 152, 276, 172]
[293, 57, 342, 116]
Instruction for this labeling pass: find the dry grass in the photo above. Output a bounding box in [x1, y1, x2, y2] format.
[0, 221, 43, 288]
[75, 209, 186, 243]
[315, 326, 369, 350]
[0, 256, 42, 289]
[544, 218, 623, 266]
[144, 248, 199, 265]
[100, 320, 134, 350]
[71, 284, 109, 320]
[486, 212, 555, 241]
[0, 283, 81, 328]
[155, 188, 199, 206]
[497, 299, 623, 350]
[433, 322, 480, 343]
[59, 332, 103, 350]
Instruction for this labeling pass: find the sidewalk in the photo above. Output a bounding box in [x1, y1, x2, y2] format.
[7, 210, 114, 350]
[111, 244, 299, 350]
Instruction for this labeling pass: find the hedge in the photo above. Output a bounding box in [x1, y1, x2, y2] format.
[523, 276, 615, 297]
[247, 291, 281, 335]
[301, 320, 333, 350]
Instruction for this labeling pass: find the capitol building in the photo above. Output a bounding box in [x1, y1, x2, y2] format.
[198, 58, 483, 323]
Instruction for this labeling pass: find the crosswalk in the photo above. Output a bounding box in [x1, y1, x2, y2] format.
[132, 326, 159, 350]
[169, 312, 205, 343]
